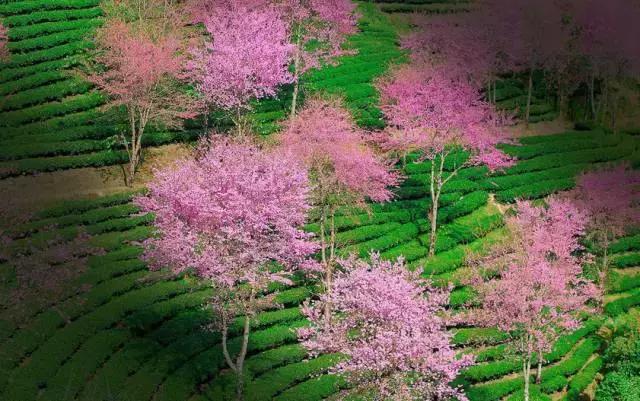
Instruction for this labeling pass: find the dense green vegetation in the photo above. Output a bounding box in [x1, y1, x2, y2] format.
[2, 129, 638, 401]
[0, 1, 404, 177]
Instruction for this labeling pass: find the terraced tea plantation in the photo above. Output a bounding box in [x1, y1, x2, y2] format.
[1, 1, 640, 401]
[0, 1, 403, 177]
[1, 129, 639, 401]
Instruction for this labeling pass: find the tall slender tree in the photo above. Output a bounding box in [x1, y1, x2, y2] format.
[188, 0, 294, 134]
[135, 137, 317, 401]
[279, 98, 400, 313]
[86, 19, 201, 185]
[377, 63, 513, 257]
[299, 254, 473, 400]
[276, 0, 358, 117]
[468, 198, 601, 401]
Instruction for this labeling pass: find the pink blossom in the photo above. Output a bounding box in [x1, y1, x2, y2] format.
[570, 165, 640, 258]
[135, 136, 317, 289]
[188, 0, 294, 111]
[299, 254, 473, 401]
[377, 63, 513, 170]
[469, 198, 601, 400]
[280, 98, 401, 206]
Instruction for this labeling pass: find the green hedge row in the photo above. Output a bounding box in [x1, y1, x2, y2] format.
[0, 149, 127, 179]
[540, 337, 601, 382]
[345, 222, 419, 257]
[0, 70, 67, 96]
[0, 0, 100, 15]
[495, 177, 576, 203]
[0, 78, 93, 112]
[0, 91, 104, 127]
[1, 279, 191, 400]
[7, 17, 102, 41]
[2, 109, 102, 137]
[0, 40, 90, 70]
[2, 7, 102, 27]
[610, 252, 640, 268]
[605, 288, 640, 316]
[11, 203, 140, 237]
[481, 163, 588, 191]
[0, 56, 82, 84]
[609, 235, 640, 254]
[504, 143, 630, 175]
[273, 374, 345, 401]
[418, 226, 508, 275]
[8, 27, 93, 54]
[500, 133, 617, 160]
[0, 130, 201, 161]
[607, 271, 640, 293]
[566, 356, 603, 400]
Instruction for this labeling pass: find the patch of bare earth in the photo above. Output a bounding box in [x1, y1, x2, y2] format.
[0, 143, 192, 218]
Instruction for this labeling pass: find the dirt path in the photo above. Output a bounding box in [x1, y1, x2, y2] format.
[0, 144, 191, 218]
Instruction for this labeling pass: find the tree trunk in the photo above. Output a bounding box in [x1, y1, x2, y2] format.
[525, 70, 533, 128]
[290, 34, 302, 119]
[323, 210, 336, 321]
[523, 355, 532, 401]
[428, 159, 439, 258]
[536, 349, 543, 384]
[235, 314, 251, 401]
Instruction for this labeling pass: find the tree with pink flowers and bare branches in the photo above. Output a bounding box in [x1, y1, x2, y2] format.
[135, 137, 317, 400]
[299, 254, 473, 401]
[279, 98, 400, 310]
[468, 199, 601, 401]
[276, 0, 359, 117]
[187, 0, 294, 134]
[570, 165, 640, 272]
[377, 63, 513, 257]
[86, 19, 201, 185]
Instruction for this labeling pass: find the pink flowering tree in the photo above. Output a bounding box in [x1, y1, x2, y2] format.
[401, 12, 513, 100]
[188, 0, 294, 134]
[468, 198, 600, 401]
[377, 63, 513, 257]
[279, 98, 400, 313]
[86, 19, 201, 186]
[299, 254, 473, 400]
[0, 22, 9, 61]
[570, 166, 640, 272]
[135, 137, 317, 401]
[277, 0, 358, 117]
[572, 0, 640, 129]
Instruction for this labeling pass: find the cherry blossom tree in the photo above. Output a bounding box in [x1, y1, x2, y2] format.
[86, 19, 201, 186]
[188, 0, 294, 134]
[277, 0, 358, 117]
[135, 137, 317, 401]
[279, 98, 400, 313]
[299, 254, 473, 401]
[571, 0, 640, 130]
[377, 63, 513, 257]
[468, 198, 600, 401]
[570, 165, 640, 272]
[401, 12, 512, 99]
[0, 22, 9, 61]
